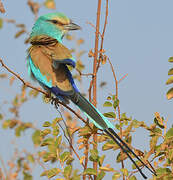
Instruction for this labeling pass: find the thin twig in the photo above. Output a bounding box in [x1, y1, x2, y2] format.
[0, 168, 5, 180]
[55, 106, 93, 180]
[164, 117, 169, 136]
[76, 69, 94, 77]
[0, 0, 5, 13]
[0, 156, 7, 178]
[118, 73, 128, 84]
[107, 58, 125, 179]
[0, 59, 46, 95]
[96, 0, 109, 72]
[86, 21, 102, 37]
[0, 58, 93, 130]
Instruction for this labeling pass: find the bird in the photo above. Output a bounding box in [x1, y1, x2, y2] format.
[27, 12, 156, 179]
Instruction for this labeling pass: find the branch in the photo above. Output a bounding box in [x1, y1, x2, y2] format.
[86, 21, 102, 37]
[96, 0, 109, 72]
[92, 0, 102, 178]
[76, 69, 94, 77]
[107, 58, 125, 179]
[0, 0, 5, 13]
[0, 58, 92, 129]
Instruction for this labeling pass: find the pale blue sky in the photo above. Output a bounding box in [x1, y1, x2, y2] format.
[1, 0, 173, 179]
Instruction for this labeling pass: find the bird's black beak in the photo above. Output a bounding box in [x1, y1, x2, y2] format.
[64, 22, 81, 31]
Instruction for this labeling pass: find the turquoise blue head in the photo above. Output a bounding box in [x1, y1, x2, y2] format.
[30, 12, 81, 43]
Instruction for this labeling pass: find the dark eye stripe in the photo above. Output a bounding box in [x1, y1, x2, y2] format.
[51, 20, 58, 24]
[47, 19, 65, 25]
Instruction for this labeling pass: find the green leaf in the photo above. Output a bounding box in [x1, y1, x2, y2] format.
[52, 126, 59, 136]
[41, 137, 54, 146]
[99, 155, 105, 166]
[66, 156, 74, 165]
[129, 176, 137, 180]
[43, 121, 51, 127]
[103, 101, 112, 107]
[112, 172, 121, 180]
[60, 152, 70, 162]
[168, 57, 173, 62]
[27, 154, 35, 163]
[57, 135, 62, 145]
[166, 76, 173, 85]
[23, 172, 32, 180]
[168, 149, 173, 161]
[150, 136, 159, 150]
[132, 160, 143, 169]
[2, 120, 11, 129]
[0, 18, 3, 29]
[166, 128, 173, 138]
[32, 130, 41, 146]
[0, 114, 3, 120]
[168, 68, 173, 75]
[102, 140, 119, 151]
[154, 115, 164, 129]
[113, 99, 119, 109]
[166, 87, 173, 100]
[42, 152, 56, 162]
[99, 166, 114, 171]
[83, 168, 97, 176]
[150, 127, 162, 136]
[41, 168, 61, 178]
[89, 149, 99, 162]
[96, 171, 105, 180]
[120, 168, 128, 176]
[103, 112, 116, 118]
[79, 126, 91, 136]
[15, 126, 25, 137]
[44, 0, 56, 9]
[64, 165, 72, 178]
[156, 167, 171, 176]
[116, 152, 127, 163]
[41, 129, 51, 137]
[72, 169, 81, 180]
[15, 29, 25, 38]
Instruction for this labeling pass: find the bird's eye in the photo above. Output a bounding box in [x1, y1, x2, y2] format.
[51, 20, 58, 24]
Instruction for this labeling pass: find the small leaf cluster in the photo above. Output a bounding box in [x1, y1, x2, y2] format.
[166, 57, 173, 99]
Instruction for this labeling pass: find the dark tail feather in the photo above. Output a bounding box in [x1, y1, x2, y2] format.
[105, 128, 157, 178]
[69, 91, 111, 129]
[69, 92, 156, 179]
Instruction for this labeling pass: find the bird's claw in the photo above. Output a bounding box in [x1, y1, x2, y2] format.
[51, 97, 59, 109]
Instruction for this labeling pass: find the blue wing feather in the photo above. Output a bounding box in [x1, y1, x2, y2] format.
[28, 56, 52, 88]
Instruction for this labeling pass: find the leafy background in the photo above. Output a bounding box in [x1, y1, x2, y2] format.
[1, 0, 173, 179]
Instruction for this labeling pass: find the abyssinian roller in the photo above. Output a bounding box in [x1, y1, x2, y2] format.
[27, 12, 156, 179]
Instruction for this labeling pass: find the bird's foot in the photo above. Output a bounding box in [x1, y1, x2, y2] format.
[51, 97, 59, 109]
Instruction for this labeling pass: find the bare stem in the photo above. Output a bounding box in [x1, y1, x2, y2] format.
[107, 58, 125, 180]
[92, 0, 102, 179]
